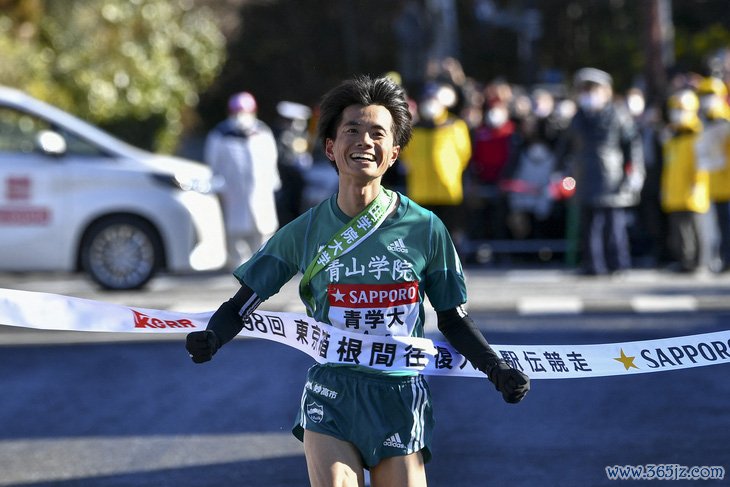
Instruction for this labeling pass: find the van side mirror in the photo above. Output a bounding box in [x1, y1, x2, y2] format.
[35, 130, 67, 156]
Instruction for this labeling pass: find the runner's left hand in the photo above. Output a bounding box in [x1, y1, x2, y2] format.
[487, 362, 530, 403]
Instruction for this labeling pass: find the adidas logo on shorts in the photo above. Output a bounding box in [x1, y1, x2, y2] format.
[383, 432, 406, 449]
[387, 238, 408, 253]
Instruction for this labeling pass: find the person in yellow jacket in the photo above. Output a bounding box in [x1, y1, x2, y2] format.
[400, 83, 472, 251]
[661, 89, 711, 273]
[695, 76, 730, 271]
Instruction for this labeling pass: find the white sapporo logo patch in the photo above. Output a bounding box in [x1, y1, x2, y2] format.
[327, 281, 420, 335]
[306, 402, 324, 423]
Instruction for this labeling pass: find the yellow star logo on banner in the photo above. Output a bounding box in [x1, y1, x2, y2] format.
[613, 348, 639, 371]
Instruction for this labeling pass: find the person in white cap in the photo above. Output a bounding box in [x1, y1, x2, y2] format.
[204, 91, 280, 268]
[273, 100, 313, 225]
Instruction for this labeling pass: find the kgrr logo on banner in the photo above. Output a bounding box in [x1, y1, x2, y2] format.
[132, 310, 196, 329]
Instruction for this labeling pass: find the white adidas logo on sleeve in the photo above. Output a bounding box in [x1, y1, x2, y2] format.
[387, 238, 409, 253]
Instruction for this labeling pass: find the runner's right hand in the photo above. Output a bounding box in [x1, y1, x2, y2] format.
[186, 330, 220, 363]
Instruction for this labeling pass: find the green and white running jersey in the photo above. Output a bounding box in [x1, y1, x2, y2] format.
[233, 191, 466, 340]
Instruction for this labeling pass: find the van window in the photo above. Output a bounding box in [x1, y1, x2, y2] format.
[0, 107, 42, 153]
[0, 107, 105, 157]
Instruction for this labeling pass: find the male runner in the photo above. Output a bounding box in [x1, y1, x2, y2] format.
[186, 75, 529, 487]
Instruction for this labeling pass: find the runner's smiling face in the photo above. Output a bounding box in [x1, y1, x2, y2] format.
[325, 104, 400, 182]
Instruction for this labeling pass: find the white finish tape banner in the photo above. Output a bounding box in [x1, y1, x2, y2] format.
[1, 287, 729, 379]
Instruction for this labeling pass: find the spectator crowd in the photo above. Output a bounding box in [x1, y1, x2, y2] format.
[209, 58, 730, 276]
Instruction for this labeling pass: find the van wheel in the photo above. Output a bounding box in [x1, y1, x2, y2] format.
[81, 216, 162, 290]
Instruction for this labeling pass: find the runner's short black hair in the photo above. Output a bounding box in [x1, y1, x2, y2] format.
[317, 75, 412, 170]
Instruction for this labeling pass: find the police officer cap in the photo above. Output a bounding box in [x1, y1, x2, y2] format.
[276, 101, 312, 120]
[574, 68, 612, 87]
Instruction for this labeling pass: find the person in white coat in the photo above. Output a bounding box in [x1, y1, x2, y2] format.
[205, 91, 281, 268]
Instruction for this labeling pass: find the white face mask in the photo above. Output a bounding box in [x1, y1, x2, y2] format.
[700, 94, 723, 115]
[578, 90, 608, 112]
[437, 86, 457, 108]
[533, 102, 553, 119]
[669, 109, 694, 127]
[235, 112, 256, 129]
[486, 107, 508, 127]
[627, 94, 645, 117]
[419, 100, 443, 120]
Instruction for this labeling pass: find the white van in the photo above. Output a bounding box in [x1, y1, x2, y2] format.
[0, 86, 227, 290]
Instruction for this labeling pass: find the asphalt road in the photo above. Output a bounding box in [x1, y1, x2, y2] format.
[1, 269, 729, 486]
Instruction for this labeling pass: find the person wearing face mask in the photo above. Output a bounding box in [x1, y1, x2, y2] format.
[502, 89, 569, 242]
[470, 100, 516, 185]
[695, 77, 730, 272]
[555, 67, 645, 276]
[661, 89, 711, 274]
[204, 91, 281, 269]
[467, 98, 518, 245]
[399, 83, 472, 254]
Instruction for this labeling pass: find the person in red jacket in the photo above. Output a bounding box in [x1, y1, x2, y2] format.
[470, 100, 516, 185]
[468, 99, 518, 242]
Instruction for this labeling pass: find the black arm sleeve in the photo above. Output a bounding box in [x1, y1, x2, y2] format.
[206, 283, 262, 347]
[437, 306, 502, 374]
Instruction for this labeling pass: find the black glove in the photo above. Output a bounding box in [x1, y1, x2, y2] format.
[487, 361, 530, 403]
[186, 330, 220, 364]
